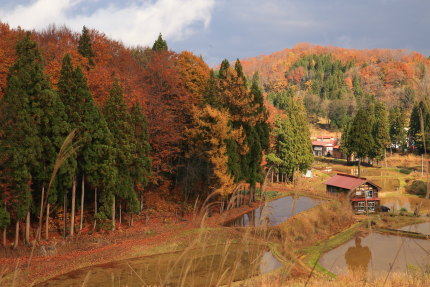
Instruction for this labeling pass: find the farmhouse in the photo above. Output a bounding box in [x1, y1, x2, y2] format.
[312, 136, 339, 157]
[324, 173, 381, 213]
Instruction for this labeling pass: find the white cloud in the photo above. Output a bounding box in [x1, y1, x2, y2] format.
[0, 0, 216, 47]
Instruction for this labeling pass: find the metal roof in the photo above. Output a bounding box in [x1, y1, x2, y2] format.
[324, 173, 381, 190]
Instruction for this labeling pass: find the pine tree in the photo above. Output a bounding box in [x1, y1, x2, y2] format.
[78, 26, 95, 67]
[390, 106, 407, 151]
[152, 33, 168, 51]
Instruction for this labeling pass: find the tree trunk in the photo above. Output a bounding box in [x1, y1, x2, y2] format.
[140, 191, 144, 213]
[70, 178, 76, 238]
[38, 186, 45, 241]
[358, 158, 361, 177]
[79, 176, 85, 234]
[93, 188, 97, 231]
[14, 220, 19, 248]
[25, 211, 30, 245]
[45, 203, 50, 240]
[63, 193, 67, 238]
[130, 214, 134, 227]
[119, 203, 122, 226]
[112, 196, 116, 231]
[3, 227, 7, 247]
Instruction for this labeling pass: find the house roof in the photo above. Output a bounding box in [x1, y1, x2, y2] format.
[312, 140, 336, 147]
[324, 173, 381, 190]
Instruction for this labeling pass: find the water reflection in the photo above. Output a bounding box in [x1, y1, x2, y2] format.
[226, 196, 320, 227]
[381, 197, 430, 213]
[344, 237, 371, 274]
[36, 243, 282, 287]
[400, 222, 430, 235]
[320, 233, 430, 276]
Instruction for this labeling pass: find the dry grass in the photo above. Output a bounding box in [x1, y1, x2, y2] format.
[251, 272, 430, 287]
[386, 153, 427, 169]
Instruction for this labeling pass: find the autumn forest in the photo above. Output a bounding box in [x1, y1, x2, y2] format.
[0, 22, 430, 254]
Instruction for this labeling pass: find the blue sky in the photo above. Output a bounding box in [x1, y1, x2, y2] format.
[1, 0, 429, 66]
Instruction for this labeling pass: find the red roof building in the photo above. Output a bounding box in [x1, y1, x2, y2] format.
[324, 173, 381, 213]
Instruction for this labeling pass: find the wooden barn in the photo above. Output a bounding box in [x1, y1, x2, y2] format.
[324, 173, 381, 213]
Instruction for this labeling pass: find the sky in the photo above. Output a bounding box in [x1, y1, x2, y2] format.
[0, 0, 429, 66]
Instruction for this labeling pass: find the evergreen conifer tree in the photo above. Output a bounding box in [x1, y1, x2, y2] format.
[152, 33, 168, 51]
[347, 108, 374, 176]
[78, 26, 95, 67]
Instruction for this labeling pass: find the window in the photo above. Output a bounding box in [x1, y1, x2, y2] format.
[357, 202, 365, 212]
[366, 190, 373, 198]
[368, 202, 375, 212]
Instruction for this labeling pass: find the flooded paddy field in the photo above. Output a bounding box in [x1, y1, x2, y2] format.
[225, 196, 321, 227]
[400, 222, 430, 235]
[36, 243, 282, 287]
[380, 196, 430, 213]
[319, 233, 430, 276]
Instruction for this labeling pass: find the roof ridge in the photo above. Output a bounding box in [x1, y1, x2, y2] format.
[336, 172, 367, 180]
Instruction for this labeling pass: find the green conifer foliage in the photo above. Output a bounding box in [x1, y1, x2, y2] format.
[78, 26, 95, 66]
[152, 33, 168, 51]
[268, 95, 313, 181]
[409, 100, 429, 153]
[0, 33, 47, 223]
[347, 108, 374, 174]
[129, 102, 151, 193]
[103, 81, 135, 208]
[370, 102, 390, 161]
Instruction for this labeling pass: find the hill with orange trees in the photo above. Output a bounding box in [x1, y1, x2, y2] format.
[241, 43, 430, 130]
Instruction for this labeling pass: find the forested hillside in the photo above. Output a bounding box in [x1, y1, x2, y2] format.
[242, 43, 430, 129]
[242, 43, 430, 158]
[0, 23, 312, 247]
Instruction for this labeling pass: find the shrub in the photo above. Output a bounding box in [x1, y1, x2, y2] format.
[405, 180, 427, 197]
[399, 168, 412, 174]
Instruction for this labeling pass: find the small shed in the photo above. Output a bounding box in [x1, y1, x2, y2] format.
[324, 173, 381, 213]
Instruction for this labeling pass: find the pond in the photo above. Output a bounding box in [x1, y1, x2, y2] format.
[36, 243, 282, 287]
[400, 222, 430, 235]
[319, 233, 430, 276]
[225, 196, 321, 227]
[380, 196, 430, 214]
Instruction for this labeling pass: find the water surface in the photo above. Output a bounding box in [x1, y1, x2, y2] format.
[320, 233, 430, 276]
[400, 222, 430, 235]
[226, 196, 320, 227]
[380, 196, 430, 213]
[36, 243, 282, 287]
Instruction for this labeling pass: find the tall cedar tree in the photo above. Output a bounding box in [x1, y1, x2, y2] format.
[0, 33, 59, 245]
[241, 74, 270, 191]
[103, 81, 138, 220]
[409, 100, 430, 153]
[78, 26, 95, 67]
[390, 106, 407, 150]
[129, 102, 151, 209]
[152, 33, 168, 51]
[268, 95, 313, 181]
[58, 54, 116, 232]
[370, 101, 390, 161]
[347, 108, 374, 175]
